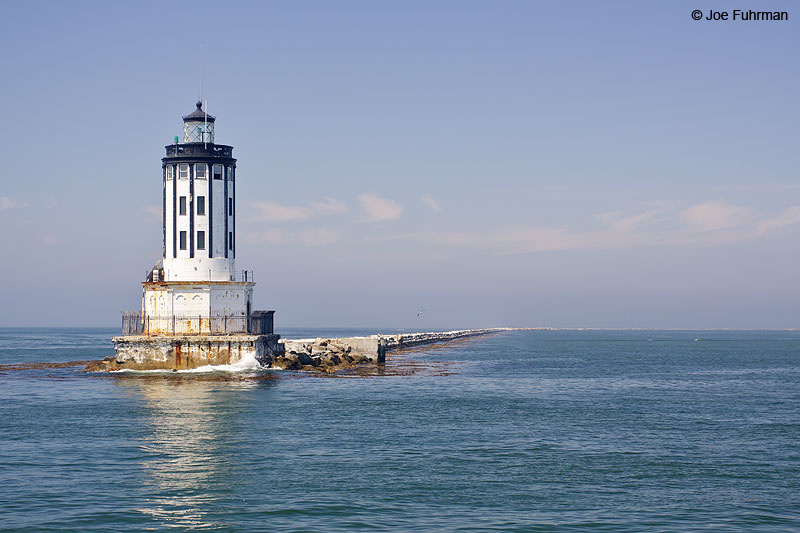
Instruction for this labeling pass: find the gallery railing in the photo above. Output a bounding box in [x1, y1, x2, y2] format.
[142, 270, 255, 283]
[121, 311, 273, 336]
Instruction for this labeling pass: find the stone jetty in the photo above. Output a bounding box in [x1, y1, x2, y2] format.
[268, 328, 502, 373]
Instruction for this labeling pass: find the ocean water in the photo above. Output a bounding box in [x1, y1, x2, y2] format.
[0, 328, 799, 531]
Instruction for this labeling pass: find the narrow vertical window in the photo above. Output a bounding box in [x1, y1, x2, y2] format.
[179, 231, 187, 250]
[229, 197, 233, 215]
[228, 167, 234, 181]
[197, 231, 205, 250]
[197, 196, 205, 215]
[179, 196, 187, 216]
[166, 166, 173, 180]
[229, 232, 233, 249]
[179, 164, 189, 179]
[213, 164, 223, 180]
[195, 164, 206, 179]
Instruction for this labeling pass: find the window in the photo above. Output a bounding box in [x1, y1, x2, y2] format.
[179, 196, 186, 216]
[229, 232, 233, 249]
[228, 166, 234, 181]
[228, 197, 233, 215]
[178, 164, 189, 179]
[197, 231, 205, 250]
[179, 231, 187, 250]
[197, 196, 205, 215]
[213, 164, 223, 180]
[195, 164, 206, 179]
[166, 166, 173, 180]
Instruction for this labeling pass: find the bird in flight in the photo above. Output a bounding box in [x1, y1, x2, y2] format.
[417, 308, 426, 317]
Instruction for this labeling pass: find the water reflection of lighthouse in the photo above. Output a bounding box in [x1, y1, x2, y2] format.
[127, 376, 274, 528]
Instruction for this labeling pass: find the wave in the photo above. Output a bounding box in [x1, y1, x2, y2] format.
[110, 353, 270, 374]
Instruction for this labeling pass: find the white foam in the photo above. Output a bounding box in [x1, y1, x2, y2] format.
[182, 352, 263, 373]
[110, 353, 268, 374]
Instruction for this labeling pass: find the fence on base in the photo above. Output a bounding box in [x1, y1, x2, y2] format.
[121, 310, 273, 336]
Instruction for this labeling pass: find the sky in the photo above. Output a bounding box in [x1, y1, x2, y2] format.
[0, 1, 798, 328]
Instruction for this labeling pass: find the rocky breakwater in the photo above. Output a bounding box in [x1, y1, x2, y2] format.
[266, 328, 503, 373]
[270, 338, 375, 373]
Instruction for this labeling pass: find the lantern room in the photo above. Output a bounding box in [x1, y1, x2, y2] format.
[183, 101, 215, 143]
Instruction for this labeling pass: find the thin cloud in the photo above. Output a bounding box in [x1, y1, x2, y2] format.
[243, 227, 338, 247]
[143, 205, 161, 219]
[358, 193, 403, 222]
[310, 198, 348, 215]
[243, 229, 287, 245]
[299, 228, 339, 246]
[679, 201, 752, 232]
[251, 202, 311, 222]
[596, 205, 672, 232]
[421, 195, 441, 212]
[755, 206, 800, 236]
[388, 202, 800, 254]
[251, 198, 347, 222]
[0, 197, 26, 211]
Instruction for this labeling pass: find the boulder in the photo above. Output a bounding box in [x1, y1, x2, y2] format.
[296, 352, 314, 366]
[311, 345, 329, 356]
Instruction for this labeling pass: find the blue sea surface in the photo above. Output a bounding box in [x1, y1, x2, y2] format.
[0, 328, 799, 531]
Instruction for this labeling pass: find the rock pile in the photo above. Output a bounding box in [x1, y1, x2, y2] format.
[271, 339, 375, 373]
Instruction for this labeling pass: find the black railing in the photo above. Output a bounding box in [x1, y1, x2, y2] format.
[235, 270, 255, 282]
[121, 311, 274, 336]
[249, 311, 274, 334]
[164, 143, 233, 158]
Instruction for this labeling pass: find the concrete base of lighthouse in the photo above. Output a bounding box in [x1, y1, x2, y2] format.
[104, 333, 284, 371]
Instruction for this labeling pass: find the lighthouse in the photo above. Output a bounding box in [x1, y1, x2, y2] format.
[111, 102, 282, 370]
[161, 102, 238, 282]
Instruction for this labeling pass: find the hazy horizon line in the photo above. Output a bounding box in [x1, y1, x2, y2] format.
[1, 326, 798, 332]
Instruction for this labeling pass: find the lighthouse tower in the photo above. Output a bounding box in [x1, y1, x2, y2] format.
[162, 101, 237, 283]
[113, 102, 281, 370]
[138, 100, 261, 332]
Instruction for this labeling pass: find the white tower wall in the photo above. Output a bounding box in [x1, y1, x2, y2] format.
[211, 167, 226, 257]
[162, 160, 236, 282]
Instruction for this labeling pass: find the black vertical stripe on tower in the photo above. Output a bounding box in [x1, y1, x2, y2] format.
[162, 166, 166, 259]
[172, 165, 177, 259]
[231, 170, 235, 259]
[208, 166, 213, 258]
[189, 165, 194, 258]
[224, 167, 229, 259]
